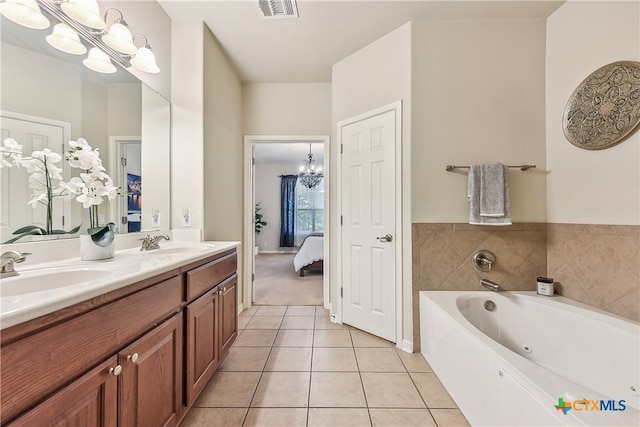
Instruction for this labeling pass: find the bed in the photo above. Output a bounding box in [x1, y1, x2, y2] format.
[294, 233, 324, 276]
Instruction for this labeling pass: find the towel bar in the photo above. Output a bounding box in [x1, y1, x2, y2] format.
[446, 164, 536, 172]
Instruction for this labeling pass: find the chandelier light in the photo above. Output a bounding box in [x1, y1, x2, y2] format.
[299, 144, 323, 189]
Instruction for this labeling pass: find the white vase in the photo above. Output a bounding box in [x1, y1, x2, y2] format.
[80, 234, 115, 261]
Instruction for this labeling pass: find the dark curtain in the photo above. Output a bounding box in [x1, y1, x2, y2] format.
[279, 175, 298, 247]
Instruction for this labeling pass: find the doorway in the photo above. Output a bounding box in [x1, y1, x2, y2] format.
[336, 101, 404, 344]
[243, 135, 330, 310]
[109, 137, 141, 234]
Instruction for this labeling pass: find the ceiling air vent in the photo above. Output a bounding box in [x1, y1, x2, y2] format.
[258, 0, 299, 19]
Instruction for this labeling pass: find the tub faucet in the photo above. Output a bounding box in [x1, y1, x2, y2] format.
[1, 251, 31, 278]
[139, 234, 170, 251]
[480, 278, 501, 292]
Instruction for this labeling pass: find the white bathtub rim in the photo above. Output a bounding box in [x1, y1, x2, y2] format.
[420, 291, 639, 426]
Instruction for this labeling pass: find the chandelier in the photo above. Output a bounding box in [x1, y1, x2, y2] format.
[298, 144, 323, 189]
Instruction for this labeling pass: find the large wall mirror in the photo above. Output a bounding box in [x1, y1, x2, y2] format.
[0, 7, 170, 243]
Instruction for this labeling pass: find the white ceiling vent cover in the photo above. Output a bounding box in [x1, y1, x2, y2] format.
[258, 0, 299, 19]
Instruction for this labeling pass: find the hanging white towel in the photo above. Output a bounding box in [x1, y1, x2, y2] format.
[467, 163, 512, 226]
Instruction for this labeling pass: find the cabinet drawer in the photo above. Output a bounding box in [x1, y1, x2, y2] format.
[0, 275, 182, 423]
[186, 252, 237, 301]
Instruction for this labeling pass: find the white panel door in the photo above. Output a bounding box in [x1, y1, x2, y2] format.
[341, 108, 397, 342]
[1, 114, 69, 242]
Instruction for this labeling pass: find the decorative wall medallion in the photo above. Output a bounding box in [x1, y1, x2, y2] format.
[563, 61, 640, 150]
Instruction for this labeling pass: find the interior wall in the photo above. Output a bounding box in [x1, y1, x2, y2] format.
[203, 25, 243, 244]
[242, 83, 332, 135]
[171, 21, 204, 231]
[332, 22, 413, 348]
[254, 161, 300, 253]
[545, 1, 640, 322]
[1, 44, 83, 136]
[546, 0, 640, 225]
[411, 18, 547, 223]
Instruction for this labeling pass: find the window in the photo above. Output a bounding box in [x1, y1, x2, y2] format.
[296, 180, 324, 235]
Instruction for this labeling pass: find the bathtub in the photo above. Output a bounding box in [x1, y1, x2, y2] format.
[420, 291, 639, 426]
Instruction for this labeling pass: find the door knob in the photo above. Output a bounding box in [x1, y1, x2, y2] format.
[108, 365, 122, 376]
[376, 234, 393, 242]
[126, 353, 139, 363]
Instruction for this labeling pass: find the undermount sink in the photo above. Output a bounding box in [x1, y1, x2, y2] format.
[1, 267, 113, 297]
[143, 243, 216, 255]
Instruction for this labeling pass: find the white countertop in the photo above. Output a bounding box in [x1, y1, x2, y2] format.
[0, 240, 240, 330]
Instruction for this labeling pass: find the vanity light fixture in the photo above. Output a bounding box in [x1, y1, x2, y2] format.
[0, 0, 50, 29]
[45, 22, 87, 55]
[82, 47, 116, 74]
[59, 0, 104, 29]
[101, 8, 137, 55]
[6, 0, 160, 74]
[130, 34, 159, 74]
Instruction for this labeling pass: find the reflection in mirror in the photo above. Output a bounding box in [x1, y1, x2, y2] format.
[0, 6, 170, 243]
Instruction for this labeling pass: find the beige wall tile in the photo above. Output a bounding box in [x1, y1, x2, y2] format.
[412, 223, 639, 350]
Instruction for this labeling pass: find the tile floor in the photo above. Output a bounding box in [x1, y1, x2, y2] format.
[181, 305, 471, 427]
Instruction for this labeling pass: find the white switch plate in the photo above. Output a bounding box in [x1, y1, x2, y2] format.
[182, 209, 191, 227]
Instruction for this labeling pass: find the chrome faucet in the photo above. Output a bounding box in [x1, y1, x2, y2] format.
[480, 278, 501, 292]
[139, 234, 170, 251]
[1, 251, 31, 278]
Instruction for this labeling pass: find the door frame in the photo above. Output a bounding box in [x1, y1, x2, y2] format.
[335, 101, 408, 349]
[242, 135, 331, 311]
[109, 136, 142, 234]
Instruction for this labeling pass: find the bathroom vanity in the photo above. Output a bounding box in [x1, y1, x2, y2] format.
[0, 242, 239, 426]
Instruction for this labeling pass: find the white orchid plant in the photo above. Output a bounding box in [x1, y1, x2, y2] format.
[1, 137, 118, 243]
[64, 137, 119, 235]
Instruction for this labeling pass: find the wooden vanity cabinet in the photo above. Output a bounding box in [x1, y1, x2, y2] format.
[219, 274, 238, 357]
[8, 356, 119, 427]
[118, 313, 183, 427]
[184, 250, 238, 407]
[1, 248, 239, 427]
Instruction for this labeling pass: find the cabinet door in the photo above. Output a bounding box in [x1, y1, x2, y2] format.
[8, 356, 118, 427]
[219, 275, 238, 358]
[119, 314, 183, 427]
[185, 287, 220, 406]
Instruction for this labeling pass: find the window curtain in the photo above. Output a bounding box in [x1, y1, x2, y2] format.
[279, 175, 298, 247]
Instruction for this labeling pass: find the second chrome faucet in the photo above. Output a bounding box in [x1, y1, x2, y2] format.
[139, 234, 170, 251]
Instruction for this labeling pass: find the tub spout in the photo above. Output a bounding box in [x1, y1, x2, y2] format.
[480, 278, 501, 292]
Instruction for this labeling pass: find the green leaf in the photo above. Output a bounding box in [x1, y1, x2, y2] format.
[11, 225, 46, 235]
[3, 229, 45, 244]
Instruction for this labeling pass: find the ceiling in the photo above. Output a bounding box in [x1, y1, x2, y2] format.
[158, 0, 565, 83]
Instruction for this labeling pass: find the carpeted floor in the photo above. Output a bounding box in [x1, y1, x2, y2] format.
[253, 253, 323, 306]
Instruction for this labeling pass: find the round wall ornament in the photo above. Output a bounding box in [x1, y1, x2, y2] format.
[562, 61, 640, 150]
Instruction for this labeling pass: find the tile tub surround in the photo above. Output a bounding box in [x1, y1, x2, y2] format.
[547, 224, 639, 323]
[412, 222, 640, 350]
[412, 223, 547, 349]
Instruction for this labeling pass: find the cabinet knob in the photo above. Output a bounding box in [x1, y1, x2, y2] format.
[108, 365, 122, 376]
[127, 353, 139, 363]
